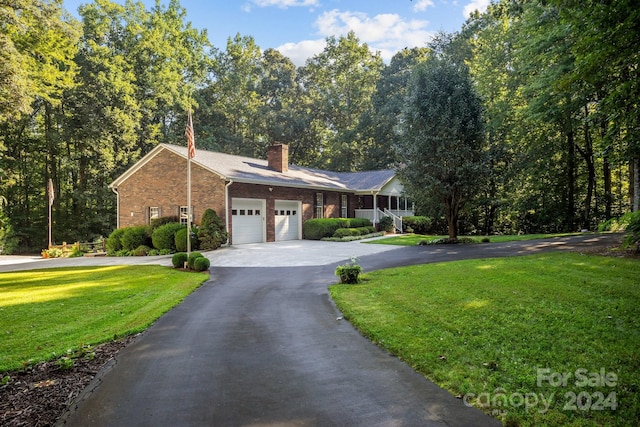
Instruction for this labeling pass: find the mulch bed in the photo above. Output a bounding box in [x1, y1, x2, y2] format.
[0, 335, 137, 427]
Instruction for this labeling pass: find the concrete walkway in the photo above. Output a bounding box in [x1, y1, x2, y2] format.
[3, 234, 621, 426]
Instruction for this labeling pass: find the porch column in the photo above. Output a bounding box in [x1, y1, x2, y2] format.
[373, 192, 378, 224]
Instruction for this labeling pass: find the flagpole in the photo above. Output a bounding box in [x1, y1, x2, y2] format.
[187, 146, 192, 257]
[48, 197, 52, 249]
[185, 110, 195, 258]
[48, 178, 53, 249]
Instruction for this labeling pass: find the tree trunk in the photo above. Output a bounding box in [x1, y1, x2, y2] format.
[445, 197, 458, 240]
[580, 107, 595, 230]
[633, 158, 640, 212]
[566, 129, 576, 231]
[603, 154, 612, 219]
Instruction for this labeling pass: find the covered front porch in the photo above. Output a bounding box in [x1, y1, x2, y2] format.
[355, 193, 413, 231]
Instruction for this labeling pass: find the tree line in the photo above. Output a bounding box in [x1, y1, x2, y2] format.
[0, 0, 638, 252]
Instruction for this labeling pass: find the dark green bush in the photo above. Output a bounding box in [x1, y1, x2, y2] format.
[402, 216, 433, 234]
[198, 208, 228, 250]
[193, 256, 210, 272]
[121, 226, 151, 251]
[622, 211, 640, 252]
[333, 228, 361, 238]
[358, 226, 376, 235]
[149, 216, 179, 233]
[106, 228, 126, 254]
[304, 218, 372, 240]
[187, 252, 204, 269]
[172, 252, 188, 268]
[152, 223, 184, 251]
[175, 226, 199, 252]
[335, 264, 362, 284]
[132, 245, 151, 256]
[379, 216, 394, 232]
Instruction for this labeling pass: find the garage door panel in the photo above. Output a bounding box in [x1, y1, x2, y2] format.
[275, 201, 299, 241]
[232, 199, 264, 244]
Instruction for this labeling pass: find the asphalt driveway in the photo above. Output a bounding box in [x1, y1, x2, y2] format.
[51, 234, 620, 426]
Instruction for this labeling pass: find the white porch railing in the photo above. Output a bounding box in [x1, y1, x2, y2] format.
[355, 209, 412, 232]
[383, 208, 403, 232]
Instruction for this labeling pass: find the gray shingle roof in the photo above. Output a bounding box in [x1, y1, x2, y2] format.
[162, 143, 395, 192]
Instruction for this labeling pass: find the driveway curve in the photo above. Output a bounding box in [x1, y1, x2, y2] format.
[56, 234, 620, 426]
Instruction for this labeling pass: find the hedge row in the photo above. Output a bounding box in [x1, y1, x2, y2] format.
[304, 218, 372, 240]
[402, 216, 433, 234]
[333, 226, 376, 238]
[107, 221, 197, 255]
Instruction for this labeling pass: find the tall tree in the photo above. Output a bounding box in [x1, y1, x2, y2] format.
[0, 0, 80, 250]
[363, 47, 431, 170]
[298, 31, 384, 171]
[397, 56, 486, 239]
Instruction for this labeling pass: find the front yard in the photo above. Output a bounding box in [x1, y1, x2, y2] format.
[330, 252, 640, 426]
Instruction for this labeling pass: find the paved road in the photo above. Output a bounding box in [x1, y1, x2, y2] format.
[52, 234, 620, 427]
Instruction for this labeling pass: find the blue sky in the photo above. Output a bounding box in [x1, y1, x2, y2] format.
[63, 0, 490, 66]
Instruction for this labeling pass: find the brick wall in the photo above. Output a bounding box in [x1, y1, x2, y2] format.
[229, 183, 354, 242]
[116, 149, 226, 228]
[115, 147, 358, 243]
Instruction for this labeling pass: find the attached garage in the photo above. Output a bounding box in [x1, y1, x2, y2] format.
[274, 200, 301, 241]
[231, 198, 265, 244]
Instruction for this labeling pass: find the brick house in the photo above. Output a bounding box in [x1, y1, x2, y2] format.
[109, 143, 413, 244]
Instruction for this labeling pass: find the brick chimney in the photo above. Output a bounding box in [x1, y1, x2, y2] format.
[267, 143, 289, 173]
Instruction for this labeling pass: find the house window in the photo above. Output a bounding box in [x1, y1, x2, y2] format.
[180, 206, 193, 225]
[341, 195, 348, 218]
[315, 193, 324, 218]
[149, 206, 160, 223]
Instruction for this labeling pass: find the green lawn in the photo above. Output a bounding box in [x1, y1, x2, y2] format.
[330, 253, 640, 426]
[0, 266, 207, 372]
[367, 233, 583, 246]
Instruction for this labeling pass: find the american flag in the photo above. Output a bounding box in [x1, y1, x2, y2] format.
[48, 178, 54, 206]
[185, 111, 195, 159]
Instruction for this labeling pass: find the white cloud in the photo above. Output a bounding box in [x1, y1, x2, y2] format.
[412, 0, 435, 13]
[276, 9, 436, 66]
[251, 0, 319, 8]
[315, 9, 433, 62]
[277, 39, 327, 66]
[463, 0, 490, 18]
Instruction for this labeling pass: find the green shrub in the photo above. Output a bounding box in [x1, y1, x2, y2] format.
[193, 256, 210, 272]
[622, 211, 640, 252]
[152, 223, 184, 251]
[121, 226, 150, 251]
[175, 226, 199, 252]
[69, 245, 85, 258]
[402, 216, 432, 234]
[172, 252, 188, 268]
[159, 249, 172, 255]
[115, 249, 130, 257]
[304, 218, 372, 240]
[379, 216, 394, 232]
[42, 247, 63, 258]
[357, 226, 376, 235]
[149, 216, 179, 233]
[599, 212, 636, 232]
[198, 208, 228, 250]
[132, 245, 151, 256]
[187, 252, 204, 269]
[335, 257, 362, 284]
[333, 228, 361, 238]
[148, 249, 160, 256]
[106, 228, 126, 254]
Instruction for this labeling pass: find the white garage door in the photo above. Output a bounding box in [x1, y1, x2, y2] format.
[275, 200, 300, 241]
[232, 199, 264, 244]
